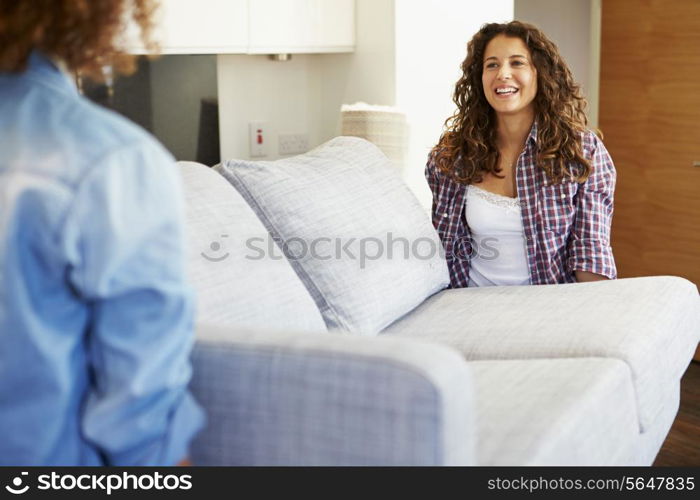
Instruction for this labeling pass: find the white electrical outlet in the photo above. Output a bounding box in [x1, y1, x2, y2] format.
[249, 122, 267, 157]
[278, 133, 309, 155]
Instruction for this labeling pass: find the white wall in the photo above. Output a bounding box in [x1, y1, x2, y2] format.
[218, 0, 396, 161]
[217, 53, 321, 161]
[312, 0, 397, 143]
[395, 0, 514, 209]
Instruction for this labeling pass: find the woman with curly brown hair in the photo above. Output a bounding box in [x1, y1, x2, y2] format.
[427, 21, 616, 288]
[0, 1, 204, 465]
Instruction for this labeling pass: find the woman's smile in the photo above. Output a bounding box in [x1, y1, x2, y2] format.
[493, 85, 520, 98]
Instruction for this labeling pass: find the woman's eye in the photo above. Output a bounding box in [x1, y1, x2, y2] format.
[486, 63, 498, 69]
[511, 60, 524, 66]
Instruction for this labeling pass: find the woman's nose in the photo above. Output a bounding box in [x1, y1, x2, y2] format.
[498, 67, 512, 80]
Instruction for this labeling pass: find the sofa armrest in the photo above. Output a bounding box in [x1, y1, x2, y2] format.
[189, 325, 475, 465]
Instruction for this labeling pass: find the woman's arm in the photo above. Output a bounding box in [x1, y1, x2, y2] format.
[567, 132, 618, 280]
[575, 270, 610, 282]
[66, 142, 205, 465]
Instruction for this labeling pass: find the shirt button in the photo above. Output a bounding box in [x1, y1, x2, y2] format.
[561, 194, 566, 199]
[442, 213, 448, 218]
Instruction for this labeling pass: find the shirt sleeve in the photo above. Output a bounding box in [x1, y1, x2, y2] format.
[425, 150, 441, 220]
[62, 140, 205, 466]
[567, 134, 618, 279]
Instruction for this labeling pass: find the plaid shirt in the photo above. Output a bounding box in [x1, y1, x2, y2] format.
[426, 122, 617, 287]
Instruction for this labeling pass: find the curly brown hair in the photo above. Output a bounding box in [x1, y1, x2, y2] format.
[432, 21, 592, 185]
[0, 0, 157, 80]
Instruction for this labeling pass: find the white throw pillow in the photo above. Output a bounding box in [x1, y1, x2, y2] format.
[215, 137, 449, 334]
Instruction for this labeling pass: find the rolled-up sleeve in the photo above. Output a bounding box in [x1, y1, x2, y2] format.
[567, 135, 617, 279]
[425, 153, 439, 206]
[63, 141, 205, 465]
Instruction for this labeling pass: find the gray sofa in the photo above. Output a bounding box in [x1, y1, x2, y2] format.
[178, 137, 700, 466]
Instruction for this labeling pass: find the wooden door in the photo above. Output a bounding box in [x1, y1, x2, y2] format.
[599, 0, 700, 289]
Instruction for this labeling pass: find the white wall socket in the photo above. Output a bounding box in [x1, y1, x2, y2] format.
[249, 121, 267, 157]
[278, 133, 309, 155]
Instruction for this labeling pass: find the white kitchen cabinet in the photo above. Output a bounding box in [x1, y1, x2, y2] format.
[248, 0, 355, 54]
[156, 0, 248, 54]
[126, 0, 354, 54]
[125, 0, 247, 54]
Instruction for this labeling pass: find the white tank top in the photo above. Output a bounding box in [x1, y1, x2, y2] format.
[465, 184, 531, 287]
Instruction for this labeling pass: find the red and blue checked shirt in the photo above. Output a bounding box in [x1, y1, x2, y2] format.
[426, 121, 617, 287]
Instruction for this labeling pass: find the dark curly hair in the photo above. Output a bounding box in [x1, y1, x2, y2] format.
[432, 21, 592, 185]
[0, 0, 157, 80]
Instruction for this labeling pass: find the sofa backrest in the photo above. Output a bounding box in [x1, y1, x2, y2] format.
[178, 161, 327, 333]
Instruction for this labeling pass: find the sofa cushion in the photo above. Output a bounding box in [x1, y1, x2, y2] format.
[469, 358, 639, 465]
[383, 276, 700, 433]
[178, 161, 327, 332]
[214, 137, 449, 334]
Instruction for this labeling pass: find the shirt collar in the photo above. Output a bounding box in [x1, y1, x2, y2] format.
[526, 120, 538, 147]
[24, 50, 78, 96]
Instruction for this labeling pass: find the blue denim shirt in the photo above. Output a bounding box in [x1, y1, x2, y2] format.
[0, 53, 205, 465]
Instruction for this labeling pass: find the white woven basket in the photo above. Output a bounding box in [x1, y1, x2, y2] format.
[340, 103, 407, 168]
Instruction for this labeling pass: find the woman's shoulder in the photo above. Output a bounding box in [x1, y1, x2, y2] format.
[425, 145, 458, 180]
[426, 134, 462, 172]
[78, 96, 174, 165]
[425, 143, 444, 175]
[575, 128, 615, 179]
[578, 128, 604, 159]
[72, 96, 163, 154]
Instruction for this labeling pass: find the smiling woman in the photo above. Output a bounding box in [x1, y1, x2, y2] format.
[426, 21, 617, 288]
